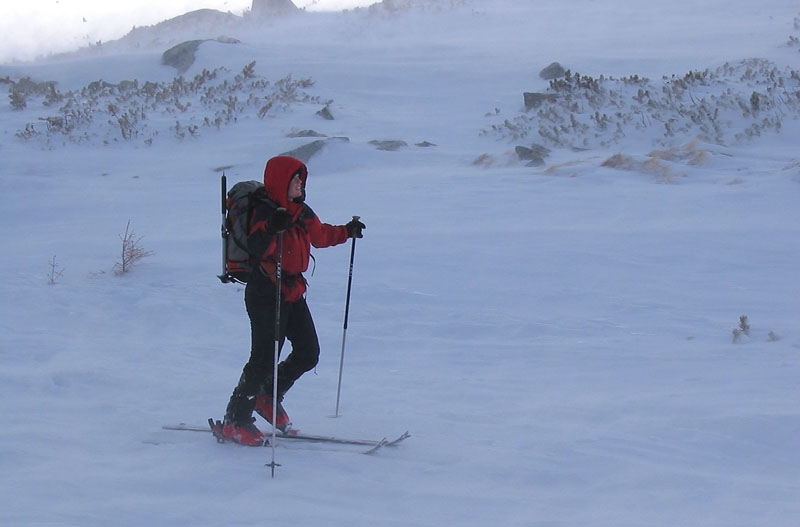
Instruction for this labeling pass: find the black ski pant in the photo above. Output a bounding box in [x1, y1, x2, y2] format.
[225, 271, 320, 423]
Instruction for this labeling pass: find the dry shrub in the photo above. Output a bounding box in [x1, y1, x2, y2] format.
[601, 152, 684, 183]
[472, 153, 495, 167]
[648, 139, 710, 166]
[113, 220, 153, 275]
[544, 160, 582, 177]
[600, 153, 632, 169]
[472, 152, 519, 168]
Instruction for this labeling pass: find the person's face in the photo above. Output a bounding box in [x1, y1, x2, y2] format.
[288, 173, 304, 200]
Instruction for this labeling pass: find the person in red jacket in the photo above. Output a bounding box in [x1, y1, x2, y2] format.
[221, 155, 365, 446]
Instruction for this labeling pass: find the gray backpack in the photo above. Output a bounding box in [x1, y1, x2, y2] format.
[217, 176, 274, 284]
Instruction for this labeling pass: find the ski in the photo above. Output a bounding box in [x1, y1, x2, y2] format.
[163, 423, 410, 451]
[362, 438, 389, 454]
[278, 428, 410, 448]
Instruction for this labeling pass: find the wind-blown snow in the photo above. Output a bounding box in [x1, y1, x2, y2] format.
[1, 1, 799, 525]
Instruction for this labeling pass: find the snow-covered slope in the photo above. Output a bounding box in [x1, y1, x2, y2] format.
[1, 1, 799, 525]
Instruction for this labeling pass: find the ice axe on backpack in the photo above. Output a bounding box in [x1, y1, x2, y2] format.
[218, 173, 230, 283]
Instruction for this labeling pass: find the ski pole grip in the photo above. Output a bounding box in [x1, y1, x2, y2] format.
[348, 216, 362, 239]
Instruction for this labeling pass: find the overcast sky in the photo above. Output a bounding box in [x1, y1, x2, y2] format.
[0, 0, 374, 63]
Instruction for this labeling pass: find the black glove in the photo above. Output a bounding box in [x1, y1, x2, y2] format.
[346, 217, 365, 239]
[268, 208, 292, 233]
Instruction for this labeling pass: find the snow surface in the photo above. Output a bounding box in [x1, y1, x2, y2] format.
[1, 1, 799, 525]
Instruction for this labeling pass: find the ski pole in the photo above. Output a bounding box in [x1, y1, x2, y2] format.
[267, 229, 284, 478]
[334, 216, 359, 418]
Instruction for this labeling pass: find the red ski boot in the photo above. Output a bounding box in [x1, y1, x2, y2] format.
[219, 418, 266, 446]
[255, 395, 292, 432]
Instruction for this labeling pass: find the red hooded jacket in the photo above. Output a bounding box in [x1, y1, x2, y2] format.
[248, 156, 349, 301]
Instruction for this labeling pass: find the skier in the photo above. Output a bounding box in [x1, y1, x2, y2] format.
[221, 155, 365, 446]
